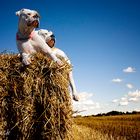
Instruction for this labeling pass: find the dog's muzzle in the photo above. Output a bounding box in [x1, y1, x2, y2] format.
[27, 19, 39, 28]
[32, 20, 39, 28]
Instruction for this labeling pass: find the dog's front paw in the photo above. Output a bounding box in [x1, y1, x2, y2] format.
[22, 53, 31, 65]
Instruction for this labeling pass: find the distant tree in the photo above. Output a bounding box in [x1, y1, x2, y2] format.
[132, 111, 140, 114]
[105, 111, 125, 116]
[95, 111, 126, 117]
[90, 110, 140, 117]
[126, 111, 131, 115]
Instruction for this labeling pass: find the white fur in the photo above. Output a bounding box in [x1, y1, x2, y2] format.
[16, 9, 61, 65]
[38, 29, 79, 101]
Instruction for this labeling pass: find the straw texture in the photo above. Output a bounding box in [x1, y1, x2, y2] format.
[0, 53, 73, 140]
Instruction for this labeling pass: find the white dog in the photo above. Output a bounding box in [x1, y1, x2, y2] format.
[38, 29, 79, 101]
[16, 8, 62, 65]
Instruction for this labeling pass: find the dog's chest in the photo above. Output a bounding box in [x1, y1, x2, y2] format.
[18, 39, 40, 54]
[28, 39, 41, 53]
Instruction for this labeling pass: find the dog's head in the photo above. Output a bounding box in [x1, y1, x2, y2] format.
[16, 8, 40, 29]
[38, 29, 55, 48]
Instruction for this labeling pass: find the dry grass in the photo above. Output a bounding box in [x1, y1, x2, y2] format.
[74, 114, 140, 140]
[68, 124, 118, 140]
[0, 53, 73, 140]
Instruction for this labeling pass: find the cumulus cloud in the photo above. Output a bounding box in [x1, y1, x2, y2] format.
[123, 67, 136, 73]
[112, 89, 140, 106]
[112, 78, 122, 83]
[78, 92, 93, 101]
[112, 99, 118, 103]
[119, 97, 129, 106]
[72, 92, 101, 116]
[129, 97, 139, 102]
[128, 90, 140, 98]
[126, 84, 133, 89]
[128, 90, 140, 102]
[119, 100, 129, 106]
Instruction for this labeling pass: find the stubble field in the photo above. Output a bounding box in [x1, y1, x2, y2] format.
[70, 114, 140, 140]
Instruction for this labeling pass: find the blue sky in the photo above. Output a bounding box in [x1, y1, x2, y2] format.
[0, 0, 140, 115]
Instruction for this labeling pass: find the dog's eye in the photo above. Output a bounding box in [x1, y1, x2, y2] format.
[27, 13, 31, 16]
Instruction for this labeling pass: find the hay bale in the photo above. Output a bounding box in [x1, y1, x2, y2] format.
[0, 53, 73, 140]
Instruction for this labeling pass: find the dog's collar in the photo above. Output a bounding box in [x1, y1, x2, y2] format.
[16, 31, 35, 41]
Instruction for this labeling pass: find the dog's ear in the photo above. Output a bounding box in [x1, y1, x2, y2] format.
[38, 29, 47, 35]
[15, 10, 21, 16]
[37, 29, 42, 35]
[15, 9, 24, 16]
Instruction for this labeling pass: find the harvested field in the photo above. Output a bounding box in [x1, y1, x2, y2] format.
[74, 114, 140, 140]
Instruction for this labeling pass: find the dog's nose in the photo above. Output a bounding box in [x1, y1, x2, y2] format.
[33, 14, 38, 18]
[50, 34, 55, 40]
[33, 12, 40, 18]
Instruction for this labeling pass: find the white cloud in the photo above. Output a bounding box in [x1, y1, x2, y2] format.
[119, 97, 129, 106]
[127, 84, 133, 89]
[113, 89, 140, 106]
[119, 101, 129, 106]
[112, 99, 118, 103]
[120, 97, 128, 101]
[128, 90, 140, 98]
[72, 92, 101, 116]
[128, 90, 140, 103]
[123, 67, 136, 73]
[126, 84, 133, 89]
[129, 97, 139, 102]
[112, 78, 122, 83]
[78, 92, 93, 101]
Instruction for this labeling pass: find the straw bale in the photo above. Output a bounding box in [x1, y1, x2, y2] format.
[0, 53, 73, 140]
